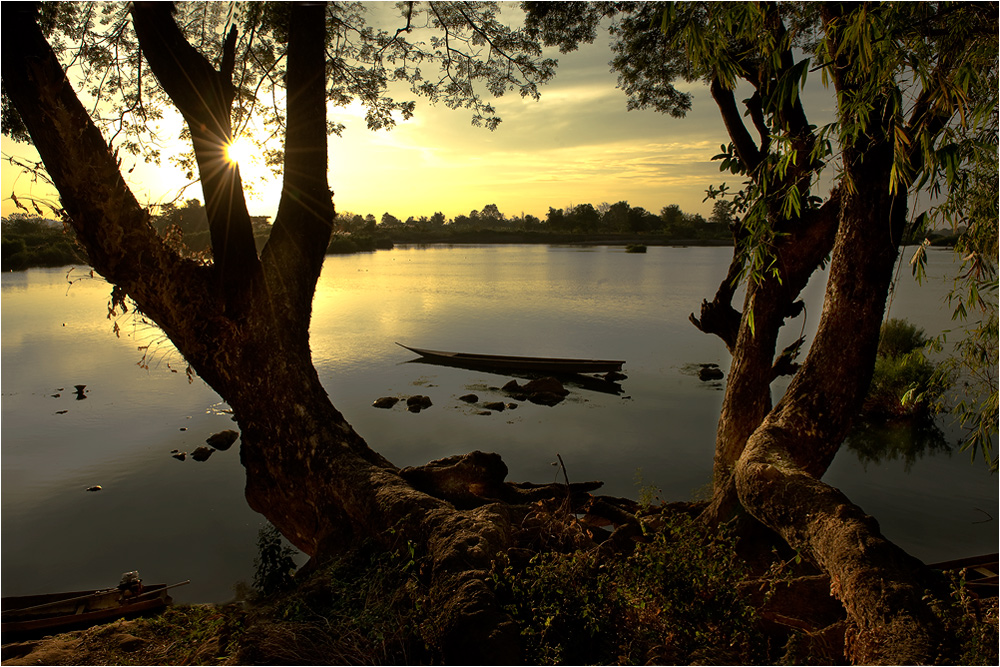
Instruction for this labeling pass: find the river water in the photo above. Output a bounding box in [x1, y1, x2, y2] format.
[2, 245, 996, 602]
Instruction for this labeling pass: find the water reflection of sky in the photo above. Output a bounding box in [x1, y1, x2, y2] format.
[2, 246, 995, 603]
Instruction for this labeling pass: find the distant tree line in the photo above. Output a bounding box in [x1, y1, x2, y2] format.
[1, 213, 88, 270]
[151, 198, 272, 255]
[333, 199, 740, 248]
[1, 197, 943, 270]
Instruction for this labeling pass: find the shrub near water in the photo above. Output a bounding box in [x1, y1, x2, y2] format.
[865, 318, 949, 418]
[491, 512, 767, 665]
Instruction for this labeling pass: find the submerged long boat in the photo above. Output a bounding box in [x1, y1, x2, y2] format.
[2, 580, 187, 639]
[397, 343, 625, 374]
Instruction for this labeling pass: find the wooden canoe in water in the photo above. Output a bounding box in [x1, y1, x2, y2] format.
[397, 343, 625, 374]
[1, 581, 186, 639]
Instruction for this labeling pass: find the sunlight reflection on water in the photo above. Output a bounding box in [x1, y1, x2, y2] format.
[2, 245, 995, 602]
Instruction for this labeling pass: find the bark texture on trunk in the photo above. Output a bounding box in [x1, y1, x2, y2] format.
[728, 24, 945, 660]
[1, 4, 523, 660]
[692, 5, 962, 661]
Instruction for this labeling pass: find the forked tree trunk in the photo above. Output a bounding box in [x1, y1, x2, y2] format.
[1, 4, 521, 661]
[714, 11, 950, 659]
[691, 5, 958, 661]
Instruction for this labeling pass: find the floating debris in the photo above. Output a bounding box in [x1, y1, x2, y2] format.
[86, 485, 102, 492]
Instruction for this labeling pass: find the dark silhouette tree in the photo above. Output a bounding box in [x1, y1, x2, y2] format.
[1, 2, 560, 660]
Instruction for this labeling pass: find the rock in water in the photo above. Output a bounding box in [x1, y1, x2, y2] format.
[191, 446, 214, 462]
[698, 364, 724, 381]
[372, 396, 400, 409]
[86, 485, 102, 492]
[406, 395, 433, 412]
[206, 429, 239, 451]
[459, 394, 479, 403]
[523, 377, 569, 396]
[529, 391, 565, 406]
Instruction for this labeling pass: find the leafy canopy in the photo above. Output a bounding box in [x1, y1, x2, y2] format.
[4, 2, 555, 180]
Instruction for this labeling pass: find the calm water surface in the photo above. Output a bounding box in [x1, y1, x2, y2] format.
[2, 245, 996, 602]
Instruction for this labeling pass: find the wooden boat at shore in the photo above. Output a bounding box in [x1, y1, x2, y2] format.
[928, 553, 998, 596]
[2, 580, 188, 639]
[397, 343, 625, 374]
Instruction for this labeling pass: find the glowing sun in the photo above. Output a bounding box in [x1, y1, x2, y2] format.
[224, 137, 254, 166]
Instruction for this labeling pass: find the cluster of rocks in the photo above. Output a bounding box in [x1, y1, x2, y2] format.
[171, 429, 239, 462]
[372, 376, 573, 415]
[372, 395, 433, 412]
[458, 393, 519, 416]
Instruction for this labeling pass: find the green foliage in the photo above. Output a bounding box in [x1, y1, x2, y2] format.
[252, 523, 298, 598]
[1, 214, 88, 270]
[491, 512, 766, 665]
[864, 319, 949, 420]
[10, 3, 557, 173]
[877, 317, 929, 358]
[927, 572, 1000, 666]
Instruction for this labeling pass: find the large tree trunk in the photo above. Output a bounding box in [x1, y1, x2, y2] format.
[691, 5, 964, 662]
[713, 6, 952, 661]
[1, 4, 522, 661]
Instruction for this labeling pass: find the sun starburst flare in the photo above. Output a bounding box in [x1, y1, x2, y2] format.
[224, 137, 255, 166]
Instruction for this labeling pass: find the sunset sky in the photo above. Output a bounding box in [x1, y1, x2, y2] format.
[0, 3, 837, 224]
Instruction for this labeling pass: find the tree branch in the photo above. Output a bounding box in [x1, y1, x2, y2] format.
[0, 1, 213, 354]
[260, 1, 335, 329]
[710, 77, 762, 172]
[131, 2, 259, 301]
[745, 91, 771, 156]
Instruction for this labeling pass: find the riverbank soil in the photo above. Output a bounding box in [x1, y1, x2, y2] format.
[1, 605, 244, 665]
[3, 504, 997, 665]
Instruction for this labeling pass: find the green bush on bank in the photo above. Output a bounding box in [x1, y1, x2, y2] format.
[490, 513, 767, 665]
[865, 318, 950, 419]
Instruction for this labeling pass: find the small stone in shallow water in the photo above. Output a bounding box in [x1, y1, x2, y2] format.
[171, 451, 186, 461]
[482, 402, 506, 412]
[206, 429, 239, 451]
[372, 396, 400, 409]
[406, 395, 432, 412]
[191, 446, 214, 462]
[86, 485, 102, 492]
[458, 394, 479, 403]
[698, 364, 724, 381]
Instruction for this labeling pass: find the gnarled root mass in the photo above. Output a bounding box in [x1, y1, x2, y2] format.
[253, 450, 981, 665]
